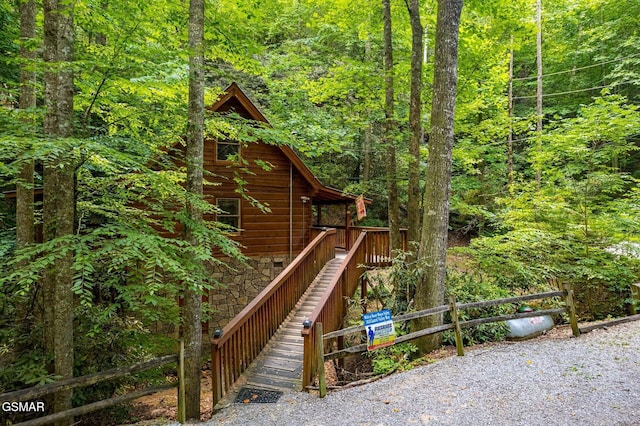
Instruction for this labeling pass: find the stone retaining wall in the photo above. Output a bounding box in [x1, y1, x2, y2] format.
[208, 255, 289, 331]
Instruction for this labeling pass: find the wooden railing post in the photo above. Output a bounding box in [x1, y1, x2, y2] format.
[301, 326, 314, 389]
[211, 340, 223, 406]
[301, 231, 369, 392]
[563, 282, 580, 337]
[449, 296, 465, 356]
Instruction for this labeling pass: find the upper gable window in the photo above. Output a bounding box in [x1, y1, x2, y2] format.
[216, 139, 240, 162]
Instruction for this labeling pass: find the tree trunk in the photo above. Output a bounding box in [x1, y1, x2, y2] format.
[407, 0, 423, 248]
[17, 0, 36, 251]
[184, 0, 205, 420]
[16, 0, 37, 339]
[535, 0, 543, 187]
[413, 0, 463, 356]
[363, 38, 372, 183]
[43, 0, 75, 423]
[382, 0, 401, 253]
[508, 34, 514, 187]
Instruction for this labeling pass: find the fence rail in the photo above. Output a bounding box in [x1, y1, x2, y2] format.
[0, 345, 184, 426]
[210, 229, 336, 406]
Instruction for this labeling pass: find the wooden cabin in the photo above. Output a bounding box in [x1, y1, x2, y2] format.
[201, 82, 356, 258]
[1, 83, 363, 331]
[201, 83, 360, 328]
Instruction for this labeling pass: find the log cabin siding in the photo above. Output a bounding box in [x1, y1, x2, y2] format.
[200, 82, 357, 260]
[203, 135, 313, 258]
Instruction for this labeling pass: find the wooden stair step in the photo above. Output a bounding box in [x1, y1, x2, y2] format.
[247, 373, 301, 391]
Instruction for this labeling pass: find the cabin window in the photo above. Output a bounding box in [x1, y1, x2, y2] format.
[216, 139, 240, 162]
[216, 198, 241, 232]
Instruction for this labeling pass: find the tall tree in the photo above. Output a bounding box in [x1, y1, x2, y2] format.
[16, 0, 35, 251]
[535, 0, 543, 187]
[363, 38, 373, 184]
[183, 0, 205, 420]
[382, 0, 401, 252]
[508, 34, 514, 188]
[406, 0, 423, 247]
[43, 0, 75, 422]
[414, 0, 463, 355]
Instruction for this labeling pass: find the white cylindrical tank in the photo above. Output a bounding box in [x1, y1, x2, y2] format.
[506, 311, 555, 340]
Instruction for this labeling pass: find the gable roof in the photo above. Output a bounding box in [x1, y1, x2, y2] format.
[209, 83, 362, 205]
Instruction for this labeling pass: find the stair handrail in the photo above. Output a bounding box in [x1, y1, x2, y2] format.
[211, 228, 336, 405]
[300, 230, 368, 388]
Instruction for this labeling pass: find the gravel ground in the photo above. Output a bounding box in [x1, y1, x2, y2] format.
[200, 321, 640, 426]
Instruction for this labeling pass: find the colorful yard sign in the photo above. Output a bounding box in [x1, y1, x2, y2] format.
[363, 309, 396, 351]
[355, 195, 367, 221]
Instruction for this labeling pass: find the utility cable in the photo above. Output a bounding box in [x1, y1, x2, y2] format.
[513, 79, 640, 100]
[513, 52, 640, 81]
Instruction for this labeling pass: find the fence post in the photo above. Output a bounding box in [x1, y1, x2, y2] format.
[563, 283, 580, 337]
[630, 283, 640, 315]
[177, 339, 186, 424]
[449, 296, 465, 356]
[316, 322, 327, 398]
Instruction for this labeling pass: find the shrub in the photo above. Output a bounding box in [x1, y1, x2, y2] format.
[443, 269, 512, 346]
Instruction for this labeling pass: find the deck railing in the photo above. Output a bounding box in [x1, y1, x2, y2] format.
[300, 231, 368, 389]
[313, 226, 407, 265]
[210, 229, 336, 406]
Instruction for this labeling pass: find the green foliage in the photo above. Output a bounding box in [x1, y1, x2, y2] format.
[362, 247, 422, 316]
[71, 306, 171, 412]
[443, 270, 511, 345]
[370, 342, 418, 375]
[362, 268, 393, 311]
[388, 246, 421, 314]
[0, 0, 257, 400]
[455, 227, 640, 318]
[455, 229, 569, 291]
[0, 0, 19, 91]
[0, 0, 639, 405]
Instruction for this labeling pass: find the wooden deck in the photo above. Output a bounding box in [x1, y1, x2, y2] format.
[215, 251, 346, 406]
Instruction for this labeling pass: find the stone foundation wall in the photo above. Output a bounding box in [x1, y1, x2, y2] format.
[208, 255, 290, 332]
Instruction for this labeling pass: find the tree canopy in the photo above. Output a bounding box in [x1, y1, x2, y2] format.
[0, 0, 638, 420]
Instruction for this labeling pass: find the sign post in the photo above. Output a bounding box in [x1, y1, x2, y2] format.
[363, 309, 396, 351]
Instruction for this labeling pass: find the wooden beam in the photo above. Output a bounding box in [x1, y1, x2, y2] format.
[13, 385, 176, 426]
[0, 355, 178, 403]
[579, 314, 640, 334]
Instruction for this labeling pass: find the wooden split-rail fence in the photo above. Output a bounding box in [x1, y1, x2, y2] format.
[310, 284, 581, 397]
[0, 342, 185, 426]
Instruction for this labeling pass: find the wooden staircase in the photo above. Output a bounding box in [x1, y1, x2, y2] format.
[211, 228, 394, 406]
[216, 252, 346, 404]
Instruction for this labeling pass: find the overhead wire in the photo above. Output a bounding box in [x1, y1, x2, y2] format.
[513, 79, 640, 100]
[512, 52, 640, 81]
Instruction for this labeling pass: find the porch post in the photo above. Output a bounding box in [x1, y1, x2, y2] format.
[345, 203, 351, 250]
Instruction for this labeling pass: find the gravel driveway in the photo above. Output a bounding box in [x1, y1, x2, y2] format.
[201, 321, 640, 426]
